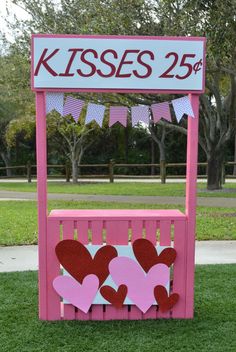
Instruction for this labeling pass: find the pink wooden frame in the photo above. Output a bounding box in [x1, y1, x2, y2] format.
[34, 34, 202, 321]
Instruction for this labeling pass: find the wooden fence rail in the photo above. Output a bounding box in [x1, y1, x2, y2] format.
[0, 161, 235, 183]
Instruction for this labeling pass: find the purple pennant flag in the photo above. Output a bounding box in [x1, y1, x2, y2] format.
[172, 96, 195, 123]
[131, 105, 149, 126]
[151, 102, 171, 123]
[109, 106, 128, 127]
[46, 92, 64, 115]
[85, 103, 106, 127]
[63, 96, 84, 122]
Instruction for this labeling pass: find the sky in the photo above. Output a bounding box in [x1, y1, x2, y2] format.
[0, 0, 30, 41]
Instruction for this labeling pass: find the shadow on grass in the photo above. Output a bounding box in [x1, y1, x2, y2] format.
[0, 265, 236, 352]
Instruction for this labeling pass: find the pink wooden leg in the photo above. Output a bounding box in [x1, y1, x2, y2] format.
[185, 94, 199, 318]
[172, 220, 187, 318]
[158, 220, 171, 319]
[46, 219, 61, 320]
[35, 91, 48, 320]
[62, 220, 76, 320]
[105, 221, 129, 320]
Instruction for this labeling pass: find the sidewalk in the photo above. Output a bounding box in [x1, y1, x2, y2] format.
[0, 241, 235, 272]
[0, 190, 236, 207]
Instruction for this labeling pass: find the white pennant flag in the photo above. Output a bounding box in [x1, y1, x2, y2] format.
[85, 103, 106, 127]
[171, 96, 195, 123]
[46, 92, 64, 115]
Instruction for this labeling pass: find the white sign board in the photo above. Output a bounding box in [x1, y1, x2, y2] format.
[32, 35, 206, 93]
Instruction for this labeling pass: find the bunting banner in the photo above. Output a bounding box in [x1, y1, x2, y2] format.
[171, 96, 194, 123]
[151, 102, 171, 123]
[46, 94, 195, 127]
[109, 106, 128, 127]
[131, 105, 149, 126]
[46, 92, 64, 115]
[85, 103, 106, 127]
[63, 96, 84, 122]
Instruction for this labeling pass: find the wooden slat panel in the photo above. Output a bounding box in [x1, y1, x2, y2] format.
[46, 219, 61, 320]
[172, 220, 187, 318]
[158, 220, 172, 319]
[91, 220, 104, 320]
[91, 220, 103, 245]
[144, 220, 156, 244]
[75, 220, 90, 320]
[131, 220, 143, 242]
[105, 220, 129, 320]
[62, 220, 76, 320]
[77, 221, 89, 244]
[143, 219, 157, 319]
[129, 221, 143, 320]
[159, 220, 171, 246]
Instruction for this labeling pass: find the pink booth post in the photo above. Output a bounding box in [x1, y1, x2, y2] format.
[31, 34, 206, 321]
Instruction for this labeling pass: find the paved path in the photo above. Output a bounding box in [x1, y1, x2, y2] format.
[0, 241, 235, 272]
[0, 190, 235, 207]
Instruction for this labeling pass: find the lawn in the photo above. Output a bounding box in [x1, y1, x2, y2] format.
[0, 181, 236, 197]
[0, 200, 235, 245]
[0, 265, 235, 352]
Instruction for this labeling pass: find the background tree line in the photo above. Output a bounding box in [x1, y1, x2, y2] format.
[0, 0, 235, 189]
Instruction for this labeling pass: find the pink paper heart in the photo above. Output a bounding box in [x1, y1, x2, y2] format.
[53, 274, 99, 313]
[109, 257, 169, 313]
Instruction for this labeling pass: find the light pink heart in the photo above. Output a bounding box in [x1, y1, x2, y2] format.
[53, 274, 99, 313]
[109, 257, 169, 313]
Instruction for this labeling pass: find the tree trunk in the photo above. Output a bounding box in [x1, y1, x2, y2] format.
[0, 151, 12, 177]
[233, 133, 236, 175]
[151, 138, 155, 175]
[207, 152, 224, 190]
[71, 159, 78, 184]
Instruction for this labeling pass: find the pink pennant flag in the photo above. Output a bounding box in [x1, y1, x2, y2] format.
[46, 92, 64, 115]
[172, 96, 195, 123]
[131, 105, 149, 126]
[63, 96, 84, 122]
[109, 106, 128, 127]
[151, 102, 171, 123]
[85, 103, 106, 127]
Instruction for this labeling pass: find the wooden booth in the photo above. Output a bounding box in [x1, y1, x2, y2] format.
[31, 34, 206, 320]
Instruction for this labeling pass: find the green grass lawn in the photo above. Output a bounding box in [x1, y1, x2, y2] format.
[0, 181, 236, 197]
[0, 200, 235, 245]
[0, 265, 235, 352]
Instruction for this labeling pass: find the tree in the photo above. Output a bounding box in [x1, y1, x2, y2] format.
[154, 0, 236, 189]
[47, 112, 98, 183]
[6, 0, 236, 189]
[0, 35, 34, 174]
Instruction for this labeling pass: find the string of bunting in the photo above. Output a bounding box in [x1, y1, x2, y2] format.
[46, 92, 195, 127]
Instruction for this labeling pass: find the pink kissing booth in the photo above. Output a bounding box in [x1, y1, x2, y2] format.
[31, 34, 206, 320]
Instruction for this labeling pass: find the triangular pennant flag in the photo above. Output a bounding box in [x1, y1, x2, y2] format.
[85, 103, 105, 127]
[171, 96, 195, 123]
[46, 92, 64, 115]
[63, 96, 84, 122]
[131, 105, 149, 126]
[151, 102, 171, 123]
[109, 106, 128, 127]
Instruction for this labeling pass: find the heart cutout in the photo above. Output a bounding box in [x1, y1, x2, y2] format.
[109, 256, 169, 313]
[154, 285, 179, 312]
[100, 285, 127, 308]
[53, 274, 99, 313]
[55, 240, 118, 287]
[133, 239, 176, 272]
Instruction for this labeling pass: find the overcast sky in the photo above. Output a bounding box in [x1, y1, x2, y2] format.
[0, 0, 30, 41]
